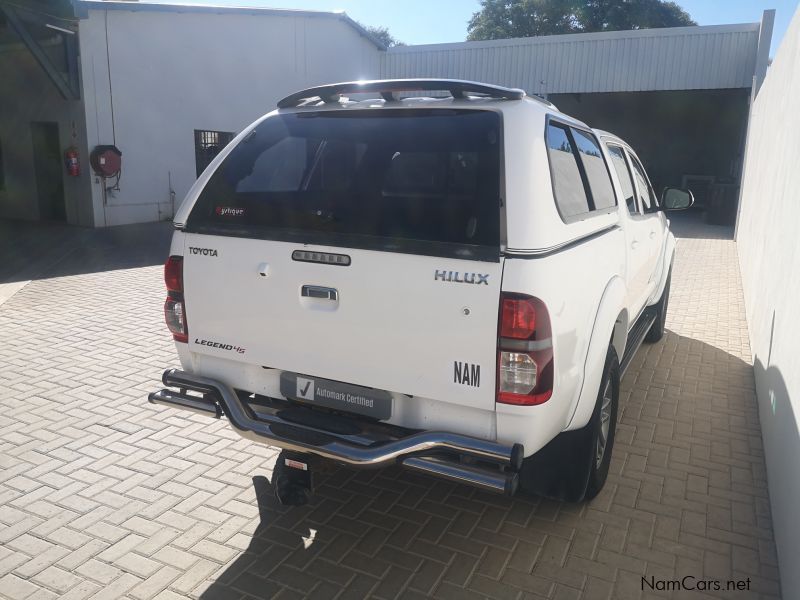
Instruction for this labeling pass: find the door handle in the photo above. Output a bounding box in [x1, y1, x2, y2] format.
[631, 240, 640, 249]
[301, 285, 338, 300]
[649, 231, 656, 239]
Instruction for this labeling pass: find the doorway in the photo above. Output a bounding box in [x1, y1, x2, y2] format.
[31, 121, 66, 221]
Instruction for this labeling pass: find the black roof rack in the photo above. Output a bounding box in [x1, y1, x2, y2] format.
[277, 78, 526, 108]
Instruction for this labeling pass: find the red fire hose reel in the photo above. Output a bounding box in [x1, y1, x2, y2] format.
[89, 145, 122, 178]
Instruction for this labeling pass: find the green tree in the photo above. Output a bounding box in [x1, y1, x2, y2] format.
[361, 24, 405, 48]
[467, 0, 696, 41]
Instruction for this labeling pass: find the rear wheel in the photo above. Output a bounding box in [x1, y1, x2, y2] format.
[645, 269, 671, 343]
[517, 345, 619, 502]
[584, 346, 620, 500]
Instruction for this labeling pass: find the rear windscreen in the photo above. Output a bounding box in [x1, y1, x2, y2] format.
[186, 109, 501, 260]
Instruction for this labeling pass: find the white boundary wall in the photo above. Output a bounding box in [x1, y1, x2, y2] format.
[737, 6, 800, 596]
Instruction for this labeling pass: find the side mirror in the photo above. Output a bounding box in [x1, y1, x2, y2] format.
[661, 187, 694, 211]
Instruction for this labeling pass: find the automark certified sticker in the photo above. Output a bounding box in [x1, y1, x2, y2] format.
[280, 372, 392, 420]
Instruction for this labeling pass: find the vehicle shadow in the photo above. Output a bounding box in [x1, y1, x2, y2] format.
[197, 465, 538, 599]
[0, 219, 172, 284]
[198, 466, 518, 600]
[198, 474, 320, 600]
[196, 330, 782, 599]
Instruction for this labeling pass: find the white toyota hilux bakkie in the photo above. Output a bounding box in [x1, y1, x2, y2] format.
[150, 79, 693, 505]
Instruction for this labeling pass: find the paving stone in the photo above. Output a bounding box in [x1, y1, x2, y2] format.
[128, 565, 181, 600]
[74, 558, 123, 585]
[0, 573, 40, 600]
[113, 552, 162, 578]
[0, 217, 781, 599]
[12, 545, 71, 578]
[31, 565, 83, 594]
[151, 547, 200, 571]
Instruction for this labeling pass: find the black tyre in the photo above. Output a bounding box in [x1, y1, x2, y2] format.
[517, 345, 619, 502]
[645, 269, 671, 343]
[584, 345, 620, 500]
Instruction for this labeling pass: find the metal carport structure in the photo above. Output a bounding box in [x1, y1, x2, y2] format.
[381, 14, 775, 222]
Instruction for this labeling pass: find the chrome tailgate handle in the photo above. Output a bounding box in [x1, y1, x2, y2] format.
[301, 285, 338, 300]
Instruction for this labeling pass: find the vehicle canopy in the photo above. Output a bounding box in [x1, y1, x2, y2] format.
[174, 79, 619, 255]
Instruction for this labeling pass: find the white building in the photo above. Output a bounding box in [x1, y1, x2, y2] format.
[0, 0, 382, 226]
[0, 0, 774, 227]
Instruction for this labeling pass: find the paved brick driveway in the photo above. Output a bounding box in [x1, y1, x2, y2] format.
[0, 215, 781, 599]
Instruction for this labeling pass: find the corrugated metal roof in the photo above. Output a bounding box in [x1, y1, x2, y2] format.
[381, 23, 760, 93]
[71, 1, 388, 49]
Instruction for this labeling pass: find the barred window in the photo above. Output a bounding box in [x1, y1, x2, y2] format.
[194, 130, 234, 177]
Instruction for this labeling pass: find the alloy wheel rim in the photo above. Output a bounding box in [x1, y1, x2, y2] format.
[596, 379, 613, 468]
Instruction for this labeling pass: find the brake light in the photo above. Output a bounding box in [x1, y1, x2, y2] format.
[165, 256, 183, 293]
[497, 293, 553, 405]
[163, 256, 188, 343]
[501, 296, 536, 339]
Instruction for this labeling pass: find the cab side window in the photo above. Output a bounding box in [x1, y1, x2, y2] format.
[546, 121, 617, 221]
[628, 153, 658, 212]
[607, 145, 637, 215]
[546, 123, 590, 219]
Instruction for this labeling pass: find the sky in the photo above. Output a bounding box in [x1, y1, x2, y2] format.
[151, 0, 798, 55]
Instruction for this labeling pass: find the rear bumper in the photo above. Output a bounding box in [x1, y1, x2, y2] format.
[149, 369, 523, 495]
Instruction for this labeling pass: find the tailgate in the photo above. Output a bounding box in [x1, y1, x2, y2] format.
[183, 236, 503, 410]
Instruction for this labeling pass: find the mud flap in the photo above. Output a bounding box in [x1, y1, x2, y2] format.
[517, 429, 592, 503]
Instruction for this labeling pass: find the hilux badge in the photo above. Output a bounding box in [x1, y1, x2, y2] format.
[434, 270, 489, 285]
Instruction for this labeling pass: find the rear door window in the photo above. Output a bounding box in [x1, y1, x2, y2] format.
[607, 145, 638, 215]
[628, 152, 658, 212]
[571, 129, 616, 210]
[187, 109, 501, 261]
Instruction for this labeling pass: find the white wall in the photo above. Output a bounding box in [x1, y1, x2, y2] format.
[0, 41, 94, 226]
[79, 7, 380, 226]
[737, 6, 800, 597]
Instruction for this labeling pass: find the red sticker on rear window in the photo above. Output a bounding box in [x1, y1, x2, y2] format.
[215, 206, 245, 217]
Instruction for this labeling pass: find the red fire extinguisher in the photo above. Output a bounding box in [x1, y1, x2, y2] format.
[64, 146, 80, 177]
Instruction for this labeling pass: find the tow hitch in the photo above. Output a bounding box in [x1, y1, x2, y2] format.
[273, 451, 315, 506]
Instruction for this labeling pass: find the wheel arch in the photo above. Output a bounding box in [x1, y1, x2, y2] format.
[565, 275, 627, 431]
[611, 308, 628, 363]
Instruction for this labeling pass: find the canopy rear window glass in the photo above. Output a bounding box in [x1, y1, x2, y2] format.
[187, 109, 502, 260]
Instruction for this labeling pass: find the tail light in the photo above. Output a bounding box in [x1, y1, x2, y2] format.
[164, 256, 188, 343]
[497, 293, 553, 405]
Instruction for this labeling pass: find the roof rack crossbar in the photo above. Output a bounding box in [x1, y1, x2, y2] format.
[277, 78, 525, 108]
